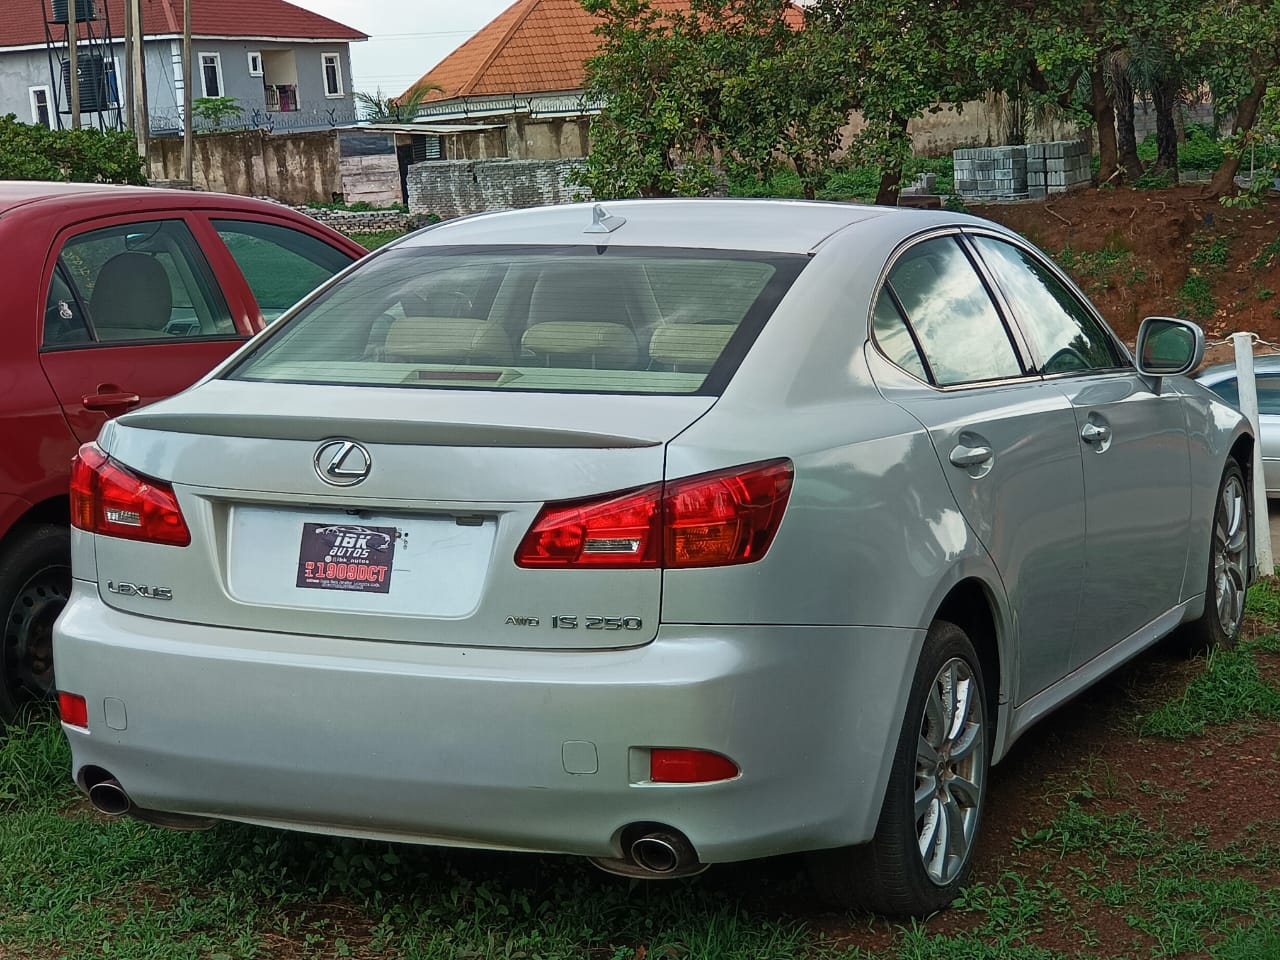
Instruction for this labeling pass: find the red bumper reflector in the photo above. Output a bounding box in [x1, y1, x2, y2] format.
[58, 692, 88, 729]
[650, 748, 739, 783]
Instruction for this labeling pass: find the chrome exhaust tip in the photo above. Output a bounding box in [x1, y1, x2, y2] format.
[624, 834, 696, 880]
[87, 777, 132, 816]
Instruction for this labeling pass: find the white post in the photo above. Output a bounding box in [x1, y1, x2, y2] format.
[1231, 332, 1274, 574]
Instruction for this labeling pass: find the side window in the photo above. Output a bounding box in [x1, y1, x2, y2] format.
[971, 236, 1123, 375]
[212, 220, 354, 322]
[871, 289, 929, 382]
[1258, 375, 1280, 415]
[42, 265, 92, 347]
[54, 219, 235, 344]
[887, 237, 1023, 386]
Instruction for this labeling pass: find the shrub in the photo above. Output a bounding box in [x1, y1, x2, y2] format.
[0, 114, 145, 184]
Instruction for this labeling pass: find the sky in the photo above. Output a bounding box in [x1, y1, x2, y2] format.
[292, 0, 514, 98]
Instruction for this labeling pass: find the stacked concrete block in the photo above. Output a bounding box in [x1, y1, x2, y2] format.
[954, 140, 1091, 201]
[1025, 140, 1091, 198]
[952, 146, 1028, 200]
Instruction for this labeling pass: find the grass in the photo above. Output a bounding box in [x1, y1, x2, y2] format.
[344, 229, 412, 250]
[4, 589, 1280, 957]
[1053, 245, 1148, 294]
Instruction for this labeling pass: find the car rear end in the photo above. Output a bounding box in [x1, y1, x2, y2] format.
[53, 202, 921, 871]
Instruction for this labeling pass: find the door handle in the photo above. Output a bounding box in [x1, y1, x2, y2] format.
[1080, 422, 1111, 445]
[82, 388, 141, 413]
[949, 444, 994, 468]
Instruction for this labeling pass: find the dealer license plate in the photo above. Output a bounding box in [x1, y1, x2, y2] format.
[295, 522, 398, 594]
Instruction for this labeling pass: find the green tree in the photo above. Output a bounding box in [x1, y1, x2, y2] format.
[191, 96, 243, 130]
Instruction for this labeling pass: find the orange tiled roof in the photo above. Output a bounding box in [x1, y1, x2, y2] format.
[403, 0, 802, 102]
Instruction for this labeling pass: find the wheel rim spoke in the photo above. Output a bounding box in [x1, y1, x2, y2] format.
[915, 778, 937, 821]
[948, 773, 981, 808]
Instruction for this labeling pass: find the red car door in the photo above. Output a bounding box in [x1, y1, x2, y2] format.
[37, 212, 256, 443]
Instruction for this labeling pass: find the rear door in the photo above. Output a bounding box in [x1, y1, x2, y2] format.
[37, 213, 253, 442]
[967, 233, 1192, 667]
[870, 233, 1086, 702]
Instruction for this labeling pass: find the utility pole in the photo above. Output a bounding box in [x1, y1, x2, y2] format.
[131, 0, 148, 154]
[123, 0, 134, 133]
[68, 0, 81, 129]
[130, 0, 148, 158]
[182, 0, 193, 185]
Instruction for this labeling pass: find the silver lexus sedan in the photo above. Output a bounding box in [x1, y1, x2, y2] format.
[54, 199, 1254, 917]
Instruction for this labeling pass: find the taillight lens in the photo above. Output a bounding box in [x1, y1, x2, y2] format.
[515, 459, 792, 569]
[515, 484, 662, 568]
[664, 460, 792, 567]
[70, 443, 191, 547]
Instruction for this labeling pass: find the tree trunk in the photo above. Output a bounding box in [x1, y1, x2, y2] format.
[874, 116, 910, 206]
[1113, 69, 1141, 182]
[1209, 77, 1268, 197]
[1091, 66, 1119, 185]
[1151, 76, 1180, 183]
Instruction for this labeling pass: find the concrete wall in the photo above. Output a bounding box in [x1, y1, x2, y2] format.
[502, 115, 592, 160]
[340, 154, 401, 206]
[407, 158, 589, 218]
[148, 129, 340, 204]
[842, 98, 1083, 157]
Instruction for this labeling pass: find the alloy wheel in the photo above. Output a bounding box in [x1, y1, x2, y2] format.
[914, 657, 986, 886]
[1213, 473, 1248, 639]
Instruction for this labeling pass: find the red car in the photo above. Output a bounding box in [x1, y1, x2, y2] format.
[0, 182, 366, 720]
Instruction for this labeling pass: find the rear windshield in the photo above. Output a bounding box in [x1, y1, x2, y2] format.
[228, 245, 807, 395]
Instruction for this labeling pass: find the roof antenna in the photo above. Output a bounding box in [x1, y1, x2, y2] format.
[584, 203, 626, 234]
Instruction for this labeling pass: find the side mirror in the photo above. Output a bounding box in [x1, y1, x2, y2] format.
[1135, 316, 1204, 378]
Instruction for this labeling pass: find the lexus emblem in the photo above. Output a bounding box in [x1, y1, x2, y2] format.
[314, 439, 372, 486]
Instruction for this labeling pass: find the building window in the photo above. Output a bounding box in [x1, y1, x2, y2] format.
[247, 51, 262, 77]
[29, 86, 52, 128]
[322, 52, 343, 98]
[199, 52, 223, 98]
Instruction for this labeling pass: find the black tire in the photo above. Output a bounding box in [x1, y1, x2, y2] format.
[1179, 459, 1249, 652]
[808, 619, 991, 917]
[0, 524, 71, 723]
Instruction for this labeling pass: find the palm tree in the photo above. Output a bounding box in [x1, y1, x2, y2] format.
[354, 83, 443, 123]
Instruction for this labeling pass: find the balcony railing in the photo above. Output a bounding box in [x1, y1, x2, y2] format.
[264, 84, 298, 113]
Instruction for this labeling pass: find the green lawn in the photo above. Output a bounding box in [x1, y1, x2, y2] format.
[5, 584, 1280, 959]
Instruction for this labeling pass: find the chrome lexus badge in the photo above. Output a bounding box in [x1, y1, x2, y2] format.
[314, 439, 372, 486]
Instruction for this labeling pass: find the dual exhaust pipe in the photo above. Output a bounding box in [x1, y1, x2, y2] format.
[87, 772, 700, 876]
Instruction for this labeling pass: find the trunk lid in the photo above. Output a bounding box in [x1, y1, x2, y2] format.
[94, 381, 715, 649]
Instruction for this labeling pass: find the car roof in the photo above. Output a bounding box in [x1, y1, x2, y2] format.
[1196, 353, 1280, 384]
[400, 198, 996, 255]
[0, 180, 292, 218]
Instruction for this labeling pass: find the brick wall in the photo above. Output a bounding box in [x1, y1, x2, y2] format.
[406, 158, 590, 218]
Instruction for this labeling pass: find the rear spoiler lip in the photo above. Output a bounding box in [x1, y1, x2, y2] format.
[113, 410, 663, 449]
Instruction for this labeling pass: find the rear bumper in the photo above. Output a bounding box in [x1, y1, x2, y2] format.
[54, 582, 922, 863]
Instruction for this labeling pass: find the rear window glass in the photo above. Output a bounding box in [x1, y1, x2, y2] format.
[228, 245, 806, 395]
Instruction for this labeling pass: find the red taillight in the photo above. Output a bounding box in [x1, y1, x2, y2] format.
[58, 692, 88, 729]
[70, 443, 190, 547]
[515, 483, 663, 568]
[650, 748, 739, 783]
[514, 459, 792, 569]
